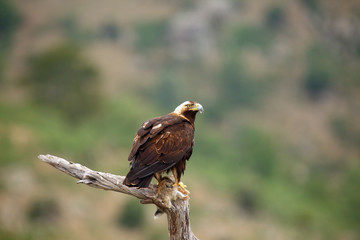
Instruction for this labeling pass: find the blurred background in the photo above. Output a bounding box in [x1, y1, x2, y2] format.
[0, 0, 360, 239]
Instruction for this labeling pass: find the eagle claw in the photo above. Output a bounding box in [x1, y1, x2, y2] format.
[175, 182, 190, 195]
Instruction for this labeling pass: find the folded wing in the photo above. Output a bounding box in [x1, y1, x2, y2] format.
[124, 114, 194, 187]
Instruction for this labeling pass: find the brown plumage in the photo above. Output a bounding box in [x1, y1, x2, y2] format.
[123, 101, 203, 188]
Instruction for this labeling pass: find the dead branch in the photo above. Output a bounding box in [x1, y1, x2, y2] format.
[38, 154, 198, 240]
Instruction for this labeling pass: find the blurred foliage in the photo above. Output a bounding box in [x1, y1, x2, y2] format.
[230, 25, 273, 51]
[22, 43, 101, 123]
[218, 58, 264, 111]
[0, 0, 20, 78]
[135, 19, 168, 52]
[300, 0, 321, 13]
[330, 116, 360, 148]
[235, 187, 260, 216]
[59, 15, 96, 43]
[27, 198, 60, 223]
[0, 97, 149, 167]
[0, 133, 18, 166]
[99, 22, 122, 41]
[147, 230, 168, 240]
[152, 68, 183, 110]
[0, 0, 19, 42]
[303, 44, 337, 99]
[265, 5, 286, 31]
[339, 166, 360, 228]
[116, 199, 145, 229]
[236, 127, 278, 178]
[304, 69, 331, 99]
[0, 104, 35, 166]
[357, 43, 360, 57]
[0, 228, 29, 240]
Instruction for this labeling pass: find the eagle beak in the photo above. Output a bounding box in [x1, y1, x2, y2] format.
[196, 103, 204, 113]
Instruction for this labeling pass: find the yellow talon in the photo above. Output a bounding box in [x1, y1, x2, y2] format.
[177, 182, 190, 195]
[179, 182, 187, 189]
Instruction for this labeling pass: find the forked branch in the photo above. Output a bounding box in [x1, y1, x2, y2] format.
[38, 154, 198, 240]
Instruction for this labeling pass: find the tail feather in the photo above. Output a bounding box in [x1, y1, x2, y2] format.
[123, 174, 153, 188]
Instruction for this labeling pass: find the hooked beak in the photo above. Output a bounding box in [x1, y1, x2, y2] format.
[195, 103, 204, 113]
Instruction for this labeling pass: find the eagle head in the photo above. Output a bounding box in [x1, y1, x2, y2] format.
[174, 101, 204, 118]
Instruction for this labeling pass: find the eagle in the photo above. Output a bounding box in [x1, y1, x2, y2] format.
[123, 101, 203, 193]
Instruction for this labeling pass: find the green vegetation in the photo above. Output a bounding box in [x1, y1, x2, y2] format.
[0, 97, 150, 167]
[236, 127, 278, 178]
[0, 228, 29, 240]
[265, 5, 286, 30]
[152, 68, 184, 110]
[300, 0, 321, 13]
[303, 44, 337, 99]
[28, 198, 60, 223]
[331, 116, 360, 148]
[147, 230, 169, 240]
[99, 22, 122, 41]
[220, 59, 257, 107]
[0, 0, 20, 77]
[235, 186, 260, 215]
[340, 166, 360, 228]
[230, 25, 273, 51]
[135, 19, 168, 52]
[0, 0, 19, 41]
[116, 200, 145, 229]
[22, 43, 101, 123]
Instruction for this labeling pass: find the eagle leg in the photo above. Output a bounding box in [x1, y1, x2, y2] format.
[172, 167, 190, 195]
[155, 172, 163, 183]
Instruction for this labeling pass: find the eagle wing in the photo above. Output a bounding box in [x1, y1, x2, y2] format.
[124, 114, 194, 187]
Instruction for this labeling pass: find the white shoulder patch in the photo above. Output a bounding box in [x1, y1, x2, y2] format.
[153, 123, 162, 129]
[142, 121, 149, 128]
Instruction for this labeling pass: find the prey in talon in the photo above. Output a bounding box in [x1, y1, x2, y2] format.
[123, 101, 203, 198]
[157, 177, 190, 210]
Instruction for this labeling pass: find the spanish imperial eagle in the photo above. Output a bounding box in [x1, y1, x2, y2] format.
[123, 101, 203, 192]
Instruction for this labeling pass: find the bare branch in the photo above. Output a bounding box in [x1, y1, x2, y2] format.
[38, 154, 198, 240]
[38, 154, 156, 200]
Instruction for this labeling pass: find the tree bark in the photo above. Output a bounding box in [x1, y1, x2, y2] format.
[38, 154, 198, 240]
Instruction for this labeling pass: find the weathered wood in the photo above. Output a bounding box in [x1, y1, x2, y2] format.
[166, 199, 199, 240]
[38, 154, 198, 240]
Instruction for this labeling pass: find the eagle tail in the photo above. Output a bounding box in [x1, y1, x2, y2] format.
[123, 174, 153, 188]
